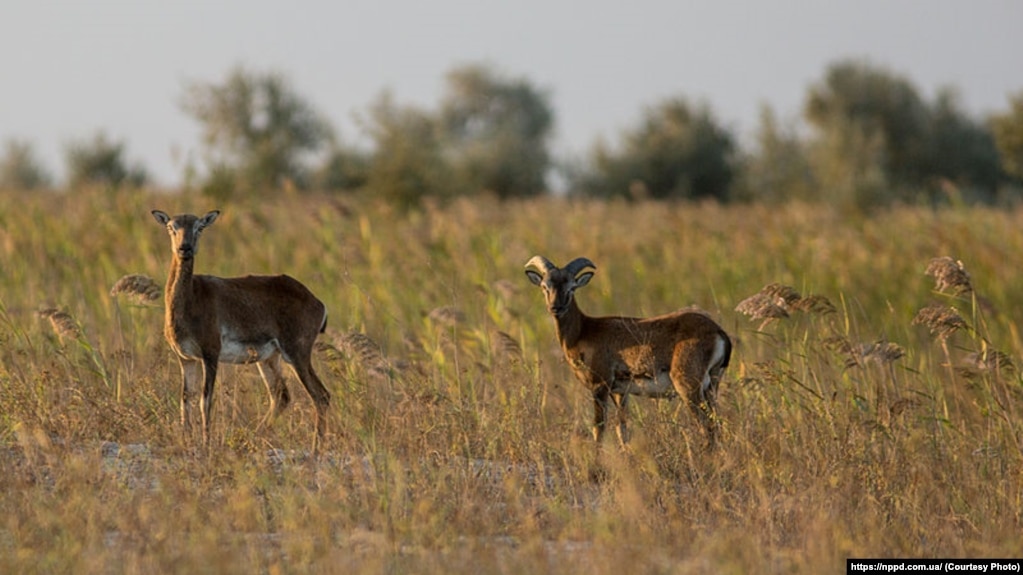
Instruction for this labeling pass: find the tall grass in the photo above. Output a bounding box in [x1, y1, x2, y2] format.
[1, 188, 1021, 573]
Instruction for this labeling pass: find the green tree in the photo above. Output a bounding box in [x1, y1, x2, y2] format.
[926, 89, 1003, 200]
[573, 97, 736, 200]
[65, 132, 148, 188]
[361, 92, 453, 209]
[315, 142, 370, 192]
[181, 67, 333, 193]
[806, 60, 929, 191]
[807, 114, 890, 211]
[804, 59, 1004, 207]
[990, 91, 1023, 181]
[0, 139, 52, 190]
[438, 64, 554, 198]
[736, 105, 815, 203]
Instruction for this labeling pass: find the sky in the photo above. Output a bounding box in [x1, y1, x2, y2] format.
[2, 0, 1021, 187]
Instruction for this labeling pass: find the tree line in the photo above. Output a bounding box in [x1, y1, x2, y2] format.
[3, 59, 1022, 211]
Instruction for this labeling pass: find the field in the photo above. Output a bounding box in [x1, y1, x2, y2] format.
[1, 188, 1021, 573]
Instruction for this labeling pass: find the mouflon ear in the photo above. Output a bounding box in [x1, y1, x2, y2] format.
[525, 269, 544, 286]
[199, 210, 221, 228]
[574, 271, 594, 288]
[151, 210, 171, 225]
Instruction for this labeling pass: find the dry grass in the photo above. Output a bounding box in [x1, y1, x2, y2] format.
[1, 190, 1022, 573]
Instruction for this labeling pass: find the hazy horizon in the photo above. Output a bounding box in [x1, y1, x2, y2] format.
[2, 0, 1021, 186]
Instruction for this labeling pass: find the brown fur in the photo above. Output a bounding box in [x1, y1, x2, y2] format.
[526, 255, 731, 448]
[153, 210, 331, 452]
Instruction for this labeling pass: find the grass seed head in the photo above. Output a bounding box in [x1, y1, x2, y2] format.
[859, 340, 906, 365]
[926, 257, 973, 296]
[961, 349, 1015, 374]
[37, 307, 81, 344]
[912, 303, 969, 340]
[793, 294, 837, 315]
[110, 274, 162, 304]
[492, 330, 523, 360]
[736, 283, 814, 324]
[334, 330, 393, 381]
[825, 335, 903, 368]
[428, 306, 467, 327]
[760, 283, 802, 306]
[735, 292, 790, 321]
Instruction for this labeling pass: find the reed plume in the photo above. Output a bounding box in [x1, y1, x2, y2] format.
[760, 283, 801, 307]
[792, 294, 837, 315]
[334, 330, 394, 381]
[491, 330, 523, 360]
[858, 340, 906, 366]
[957, 349, 1015, 380]
[825, 336, 904, 369]
[427, 306, 467, 327]
[925, 257, 973, 296]
[736, 283, 835, 327]
[110, 274, 162, 304]
[735, 292, 790, 322]
[912, 303, 969, 340]
[37, 307, 81, 344]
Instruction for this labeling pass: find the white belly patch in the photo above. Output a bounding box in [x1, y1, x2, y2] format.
[173, 337, 203, 360]
[219, 328, 279, 364]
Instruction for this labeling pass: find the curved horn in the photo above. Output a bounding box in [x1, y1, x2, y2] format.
[525, 255, 558, 275]
[564, 257, 596, 277]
